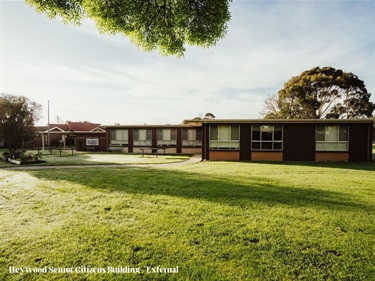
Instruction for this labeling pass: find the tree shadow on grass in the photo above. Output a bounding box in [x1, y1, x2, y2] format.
[236, 160, 375, 172]
[28, 167, 373, 213]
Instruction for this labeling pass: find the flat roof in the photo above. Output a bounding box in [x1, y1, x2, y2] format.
[184, 119, 374, 124]
[104, 124, 201, 129]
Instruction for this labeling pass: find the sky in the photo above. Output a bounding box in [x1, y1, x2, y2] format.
[1, 0, 374, 126]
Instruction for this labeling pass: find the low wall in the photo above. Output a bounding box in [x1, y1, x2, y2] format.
[181, 148, 201, 154]
[315, 152, 349, 162]
[209, 151, 240, 161]
[251, 152, 283, 161]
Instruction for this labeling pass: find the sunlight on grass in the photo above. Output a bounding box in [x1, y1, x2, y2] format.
[83, 153, 189, 164]
[1, 161, 374, 280]
[0, 150, 190, 167]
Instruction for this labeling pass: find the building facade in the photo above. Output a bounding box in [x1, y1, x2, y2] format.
[105, 119, 373, 162]
[105, 124, 202, 155]
[197, 119, 373, 162]
[27, 122, 107, 151]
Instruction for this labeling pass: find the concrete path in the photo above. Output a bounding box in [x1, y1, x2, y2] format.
[2, 154, 202, 170]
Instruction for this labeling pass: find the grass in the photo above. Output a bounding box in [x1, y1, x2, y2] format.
[0, 150, 190, 167]
[1, 160, 374, 280]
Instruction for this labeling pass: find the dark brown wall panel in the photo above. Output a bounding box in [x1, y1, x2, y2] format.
[152, 129, 157, 147]
[240, 124, 251, 160]
[202, 124, 210, 160]
[349, 123, 371, 162]
[283, 124, 315, 161]
[177, 128, 182, 153]
[128, 129, 133, 152]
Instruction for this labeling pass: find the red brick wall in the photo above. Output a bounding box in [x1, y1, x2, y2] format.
[251, 152, 283, 161]
[209, 151, 240, 161]
[315, 152, 349, 162]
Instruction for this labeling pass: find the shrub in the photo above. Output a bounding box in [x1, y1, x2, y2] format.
[20, 153, 33, 163]
[1, 151, 11, 161]
[1, 149, 43, 163]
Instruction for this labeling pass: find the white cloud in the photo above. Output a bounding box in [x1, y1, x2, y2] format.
[1, 0, 374, 126]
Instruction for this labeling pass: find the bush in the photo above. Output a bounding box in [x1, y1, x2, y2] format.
[2, 151, 11, 161]
[1, 150, 42, 163]
[20, 152, 33, 163]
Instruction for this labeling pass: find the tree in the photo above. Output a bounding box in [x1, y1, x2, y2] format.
[203, 112, 215, 119]
[25, 0, 232, 57]
[260, 94, 282, 119]
[54, 115, 64, 124]
[262, 66, 375, 119]
[0, 94, 42, 156]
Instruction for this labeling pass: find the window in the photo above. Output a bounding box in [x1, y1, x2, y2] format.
[157, 129, 177, 146]
[316, 125, 348, 151]
[251, 125, 283, 150]
[134, 129, 152, 146]
[110, 129, 128, 145]
[209, 125, 239, 149]
[182, 128, 202, 146]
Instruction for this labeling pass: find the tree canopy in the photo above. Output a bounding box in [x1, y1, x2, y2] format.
[0, 94, 42, 155]
[204, 112, 215, 119]
[262, 66, 375, 119]
[25, 0, 232, 57]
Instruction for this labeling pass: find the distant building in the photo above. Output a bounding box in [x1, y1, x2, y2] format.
[105, 124, 202, 155]
[28, 121, 106, 151]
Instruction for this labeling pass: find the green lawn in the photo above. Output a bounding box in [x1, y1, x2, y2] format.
[0, 150, 190, 167]
[1, 160, 374, 280]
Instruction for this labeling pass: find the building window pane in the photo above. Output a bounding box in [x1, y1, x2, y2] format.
[182, 129, 188, 140]
[261, 126, 273, 141]
[251, 125, 283, 151]
[219, 126, 230, 140]
[252, 142, 260, 150]
[171, 129, 177, 141]
[110, 129, 128, 145]
[146, 130, 152, 141]
[326, 126, 338, 142]
[274, 142, 282, 150]
[339, 126, 348, 141]
[274, 125, 282, 141]
[134, 129, 152, 146]
[210, 126, 218, 140]
[231, 126, 239, 140]
[134, 129, 139, 141]
[157, 129, 163, 141]
[196, 128, 202, 140]
[157, 129, 177, 146]
[182, 128, 202, 147]
[316, 126, 325, 141]
[315, 125, 348, 151]
[261, 142, 272, 150]
[338, 143, 348, 151]
[252, 126, 260, 140]
[316, 142, 325, 151]
[210, 125, 240, 150]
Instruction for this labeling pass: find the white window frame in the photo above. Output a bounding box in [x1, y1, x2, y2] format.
[209, 125, 240, 150]
[110, 129, 128, 145]
[157, 129, 177, 146]
[315, 125, 348, 151]
[134, 129, 152, 146]
[182, 128, 202, 147]
[251, 125, 283, 151]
